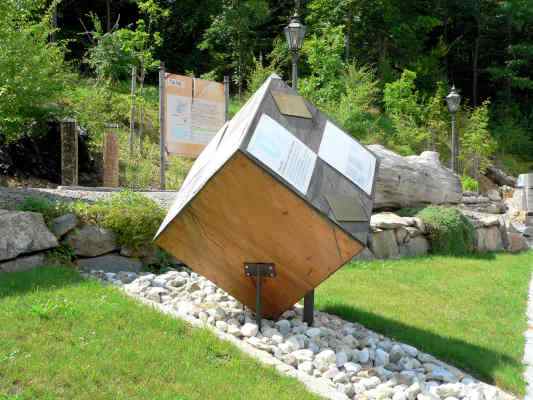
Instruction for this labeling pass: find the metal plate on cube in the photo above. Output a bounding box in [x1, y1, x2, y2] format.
[271, 91, 312, 119]
[325, 194, 369, 222]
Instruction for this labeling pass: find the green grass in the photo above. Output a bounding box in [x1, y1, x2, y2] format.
[0, 266, 319, 400]
[315, 252, 533, 396]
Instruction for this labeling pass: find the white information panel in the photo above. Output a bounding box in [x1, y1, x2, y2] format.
[318, 121, 376, 195]
[248, 114, 316, 195]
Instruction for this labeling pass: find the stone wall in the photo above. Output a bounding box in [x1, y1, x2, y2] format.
[355, 210, 530, 261]
[0, 209, 166, 274]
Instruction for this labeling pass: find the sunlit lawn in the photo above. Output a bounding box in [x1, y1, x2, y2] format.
[316, 251, 533, 396]
[0, 266, 318, 400]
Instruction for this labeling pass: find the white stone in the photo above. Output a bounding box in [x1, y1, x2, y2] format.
[291, 349, 314, 363]
[356, 348, 370, 364]
[435, 383, 463, 398]
[336, 351, 349, 367]
[215, 320, 228, 332]
[360, 376, 381, 390]
[240, 323, 259, 337]
[344, 362, 362, 375]
[298, 360, 314, 375]
[314, 349, 336, 370]
[427, 367, 458, 383]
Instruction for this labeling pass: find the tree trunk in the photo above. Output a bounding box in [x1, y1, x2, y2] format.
[472, 36, 480, 107]
[106, 0, 112, 32]
[129, 66, 137, 156]
[139, 64, 146, 155]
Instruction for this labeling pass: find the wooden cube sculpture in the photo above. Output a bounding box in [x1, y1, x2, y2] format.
[155, 74, 379, 319]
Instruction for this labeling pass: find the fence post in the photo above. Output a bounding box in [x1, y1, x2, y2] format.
[60, 118, 78, 186]
[159, 62, 166, 190]
[224, 75, 230, 122]
[103, 124, 120, 187]
[129, 65, 137, 156]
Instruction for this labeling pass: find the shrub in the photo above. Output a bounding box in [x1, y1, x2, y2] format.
[461, 175, 479, 192]
[17, 197, 69, 224]
[416, 206, 476, 256]
[85, 191, 165, 250]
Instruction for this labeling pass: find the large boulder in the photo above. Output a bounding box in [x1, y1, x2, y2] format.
[64, 225, 118, 257]
[0, 254, 46, 273]
[49, 213, 78, 238]
[399, 236, 430, 257]
[368, 145, 462, 210]
[76, 254, 142, 273]
[0, 210, 58, 261]
[369, 230, 399, 259]
[507, 232, 529, 253]
[475, 226, 504, 252]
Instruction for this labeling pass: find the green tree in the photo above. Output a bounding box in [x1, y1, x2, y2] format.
[0, 0, 69, 141]
[199, 0, 269, 98]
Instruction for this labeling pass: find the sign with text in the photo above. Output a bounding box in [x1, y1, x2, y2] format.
[164, 74, 225, 158]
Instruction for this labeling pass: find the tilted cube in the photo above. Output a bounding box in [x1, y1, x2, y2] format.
[155, 74, 378, 318]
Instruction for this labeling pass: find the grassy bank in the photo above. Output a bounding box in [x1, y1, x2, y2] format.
[315, 252, 533, 395]
[0, 266, 318, 400]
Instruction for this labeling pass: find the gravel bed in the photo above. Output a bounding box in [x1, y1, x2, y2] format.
[83, 268, 518, 400]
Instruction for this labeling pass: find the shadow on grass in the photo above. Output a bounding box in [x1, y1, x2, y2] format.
[0, 265, 85, 299]
[321, 303, 518, 387]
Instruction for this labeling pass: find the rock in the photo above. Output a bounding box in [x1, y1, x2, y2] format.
[240, 323, 259, 337]
[371, 213, 412, 229]
[507, 232, 529, 253]
[400, 344, 418, 358]
[360, 376, 381, 390]
[396, 227, 410, 244]
[336, 351, 349, 367]
[49, 213, 78, 238]
[77, 254, 142, 273]
[145, 287, 169, 303]
[484, 165, 516, 187]
[314, 349, 336, 370]
[475, 226, 504, 252]
[0, 253, 46, 273]
[375, 348, 390, 366]
[352, 247, 376, 261]
[305, 327, 322, 338]
[275, 319, 291, 336]
[400, 236, 429, 257]
[292, 349, 314, 362]
[427, 367, 458, 383]
[298, 360, 314, 375]
[117, 271, 137, 283]
[356, 348, 370, 364]
[370, 229, 400, 259]
[435, 383, 462, 398]
[368, 145, 462, 210]
[405, 382, 423, 400]
[344, 362, 362, 375]
[487, 189, 501, 202]
[0, 210, 58, 261]
[389, 344, 405, 363]
[65, 225, 118, 257]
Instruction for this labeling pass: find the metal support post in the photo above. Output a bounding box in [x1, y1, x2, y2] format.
[303, 290, 314, 326]
[244, 263, 276, 331]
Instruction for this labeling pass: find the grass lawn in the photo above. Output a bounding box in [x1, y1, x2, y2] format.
[316, 251, 533, 396]
[0, 266, 319, 400]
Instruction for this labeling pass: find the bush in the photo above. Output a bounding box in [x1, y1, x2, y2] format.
[17, 197, 69, 224]
[18, 191, 165, 251]
[84, 191, 165, 250]
[416, 206, 476, 256]
[461, 175, 479, 192]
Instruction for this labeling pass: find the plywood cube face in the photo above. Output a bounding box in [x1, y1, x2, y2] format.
[155, 74, 378, 318]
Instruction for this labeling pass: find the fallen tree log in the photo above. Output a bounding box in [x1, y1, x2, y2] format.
[368, 144, 462, 210]
[484, 165, 516, 188]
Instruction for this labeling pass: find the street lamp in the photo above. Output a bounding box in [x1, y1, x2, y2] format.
[446, 85, 461, 174]
[284, 2, 306, 91]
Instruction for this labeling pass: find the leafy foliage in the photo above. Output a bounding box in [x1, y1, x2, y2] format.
[416, 207, 476, 256]
[0, 0, 69, 141]
[83, 191, 165, 250]
[461, 175, 480, 192]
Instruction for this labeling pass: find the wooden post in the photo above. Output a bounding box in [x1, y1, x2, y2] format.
[103, 124, 120, 187]
[60, 118, 78, 186]
[159, 62, 166, 190]
[129, 65, 137, 156]
[224, 75, 230, 122]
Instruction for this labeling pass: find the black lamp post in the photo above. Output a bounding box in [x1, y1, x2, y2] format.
[284, 1, 306, 91]
[446, 85, 461, 174]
